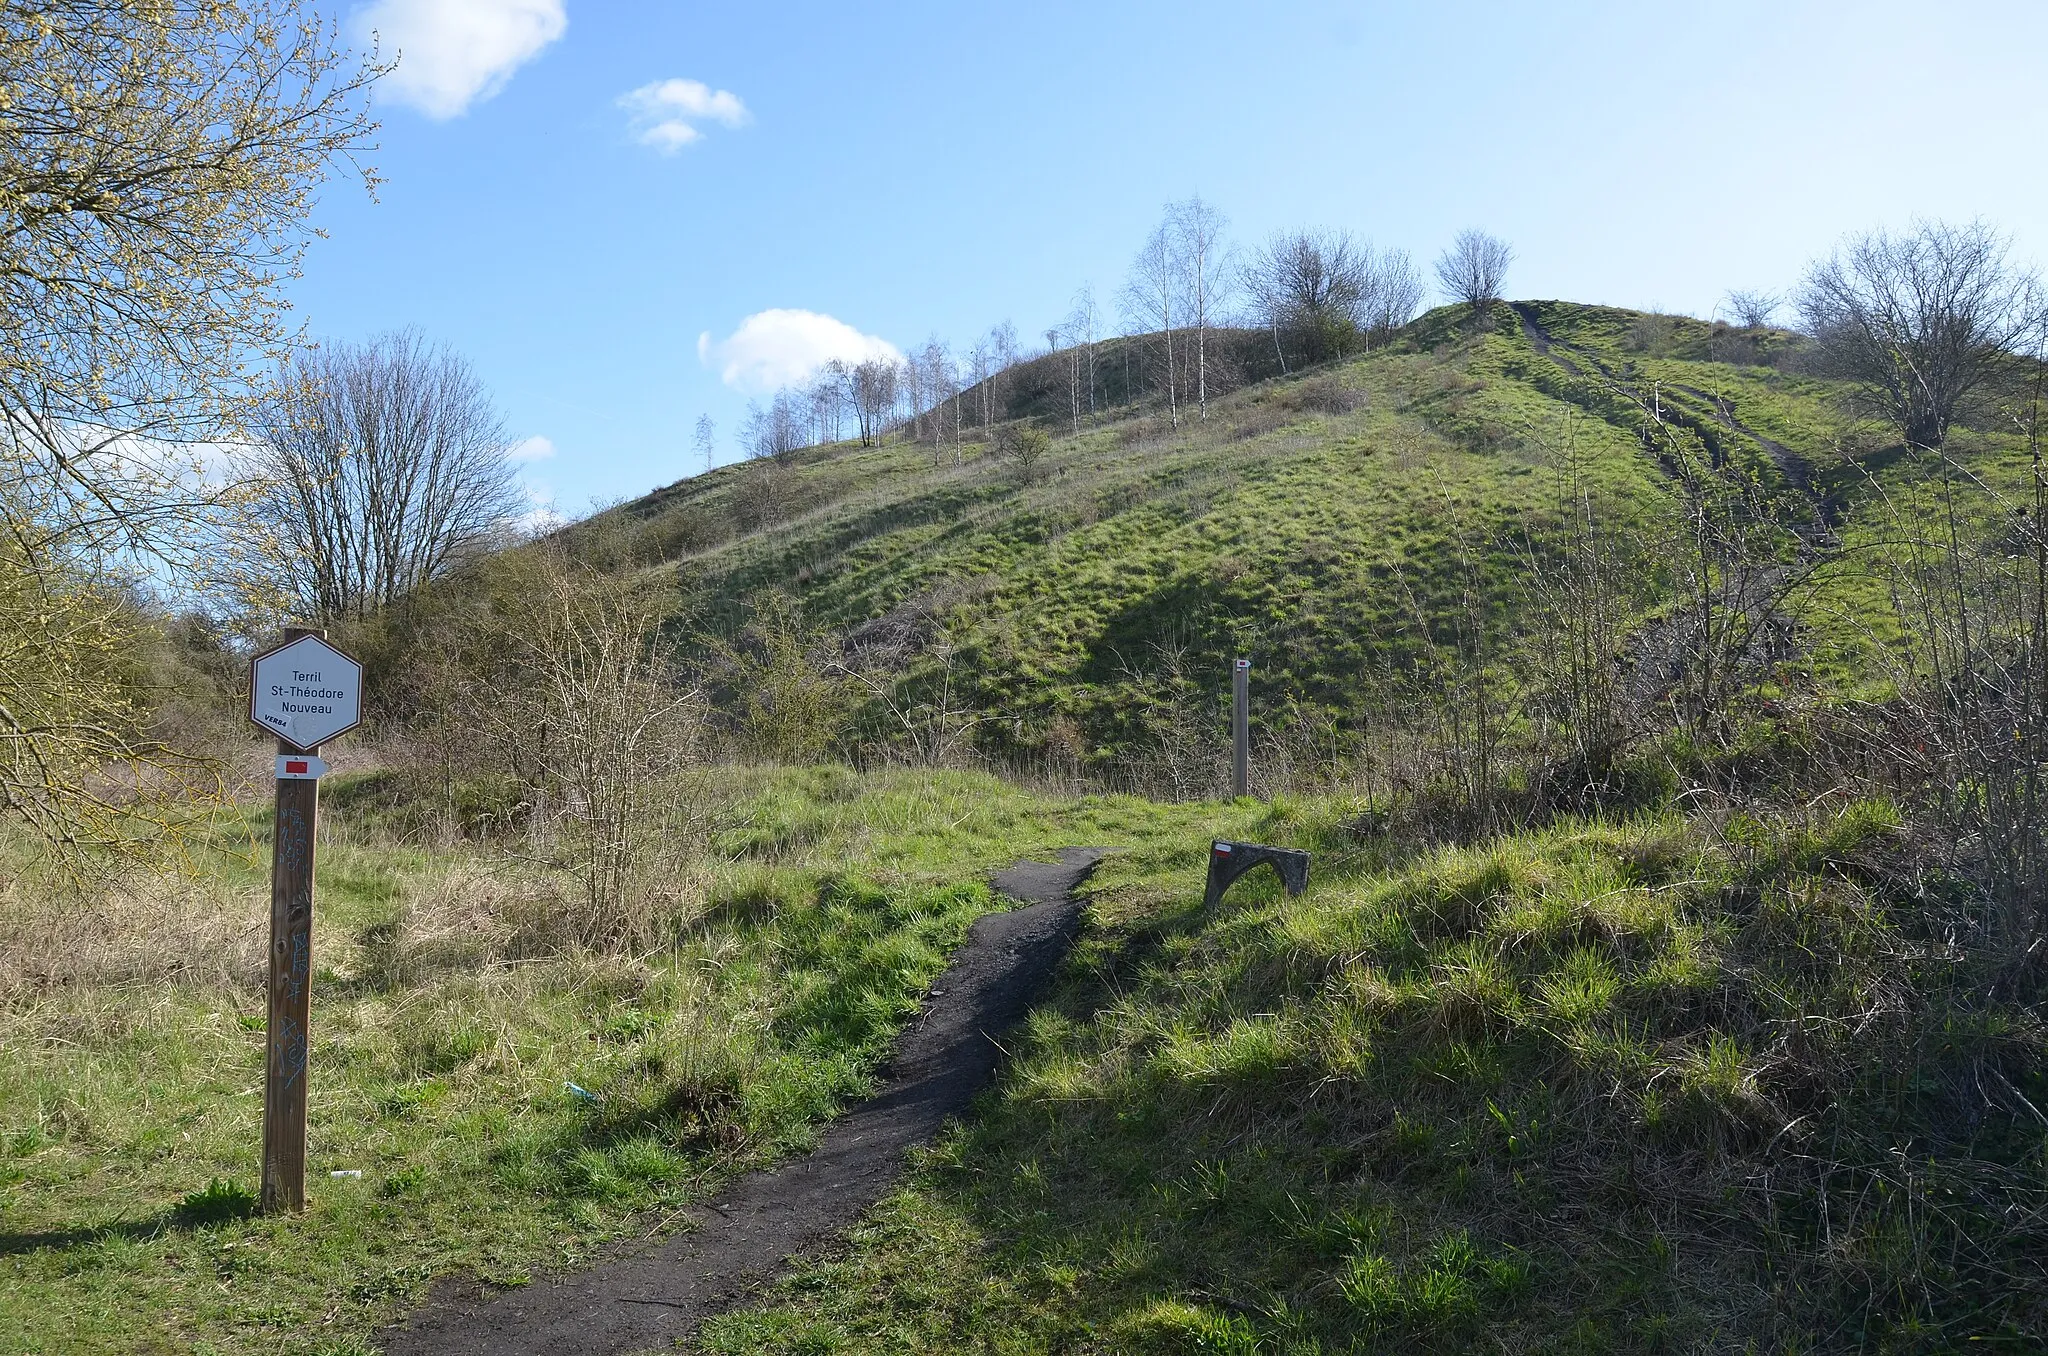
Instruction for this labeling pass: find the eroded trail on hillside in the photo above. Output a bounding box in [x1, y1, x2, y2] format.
[1512, 302, 1838, 541]
[379, 848, 1105, 1356]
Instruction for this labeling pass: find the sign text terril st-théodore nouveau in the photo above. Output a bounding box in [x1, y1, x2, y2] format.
[248, 634, 363, 751]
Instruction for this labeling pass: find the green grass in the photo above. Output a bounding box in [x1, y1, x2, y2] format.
[458, 299, 2037, 781]
[673, 336, 1680, 769]
[0, 767, 1225, 1354]
[701, 794, 2048, 1354]
[18, 300, 2048, 1353]
[9, 769, 2047, 1352]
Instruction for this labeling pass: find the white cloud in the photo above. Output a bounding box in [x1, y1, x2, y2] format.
[511, 482, 565, 538]
[508, 434, 556, 462]
[697, 309, 900, 392]
[28, 420, 257, 492]
[356, 0, 567, 119]
[619, 78, 749, 154]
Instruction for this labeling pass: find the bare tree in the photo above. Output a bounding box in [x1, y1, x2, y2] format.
[993, 423, 1050, 482]
[1518, 412, 1652, 794]
[851, 357, 897, 447]
[1244, 231, 1422, 367]
[968, 338, 994, 429]
[900, 351, 929, 450]
[439, 548, 703, 949]
[693, 413, 716, 474]
[740, 400, 764, 460]
[1044, 319, 1082, 437]
[1170, 197, 1233, 420]
[949, 350, 967, 461]
[1859, 439, 2048, 947]
[1435, 228, 1514, 322]
[1723, 289, 1780, 329]
[1054, 296, 1097, 436]
[914, 336, 954, 465]
[810, 360, 850, 443]
[1243, 228, 1371, 369]
[1071, 284, 1101, 418]
[744, 389, 806, 461]
[1366, 248, 1425, 343]
[247, 331, 524, 621]
[1797, 220, 2041, 451]
[988, 321, 1019, 424]
[1123, 220, 1182, 428]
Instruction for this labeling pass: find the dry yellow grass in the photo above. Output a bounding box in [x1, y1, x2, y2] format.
[0, 872, 266, 1002]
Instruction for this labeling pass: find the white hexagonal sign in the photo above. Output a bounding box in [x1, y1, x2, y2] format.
[248, 634, 363, 752]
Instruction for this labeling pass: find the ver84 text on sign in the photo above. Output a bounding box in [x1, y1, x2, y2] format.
[248, 633, 363, 751]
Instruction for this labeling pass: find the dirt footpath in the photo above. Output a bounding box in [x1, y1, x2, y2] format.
[379, 847, 1107, 1356]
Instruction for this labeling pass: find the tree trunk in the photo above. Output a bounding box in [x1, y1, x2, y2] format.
[1164, 325, 1178, 429]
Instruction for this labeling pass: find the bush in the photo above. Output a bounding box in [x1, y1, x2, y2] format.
[992, 424, 1052, 481]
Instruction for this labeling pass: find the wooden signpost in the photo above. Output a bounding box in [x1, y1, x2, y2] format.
[247, 628, 363, 1214]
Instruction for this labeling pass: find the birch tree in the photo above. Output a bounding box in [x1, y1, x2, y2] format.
[988, 321, 1019, 424]
[851, 358, 897, 447]
[1071, 284, 1101, 418]
[743, 389, 806, 461]
[900, 351, 929, 450]
[1169, 197, 1232, 420]
[1123, 221, 1182, 428]
[968, 338, 993, 429]
[811, 360, 850, 443]
[917, 337, 954, 465]
[949, 351, 966, 462]
[693, 413, 716, 473]
[1055, 322, 1081, 435]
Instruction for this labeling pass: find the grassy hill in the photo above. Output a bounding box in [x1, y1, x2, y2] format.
[10, 300, 2045, 1353]
[503, 299, 2028, 795]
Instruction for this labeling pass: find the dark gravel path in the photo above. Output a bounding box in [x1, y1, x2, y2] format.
[378, 848, 1107, 1356]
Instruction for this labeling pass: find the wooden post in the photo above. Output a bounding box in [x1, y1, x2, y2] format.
[261, 626, 321, 1215]
[1232, 658, 1251, 798]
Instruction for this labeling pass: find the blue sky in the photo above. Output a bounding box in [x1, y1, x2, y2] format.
[295, 0, 2048, 516]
